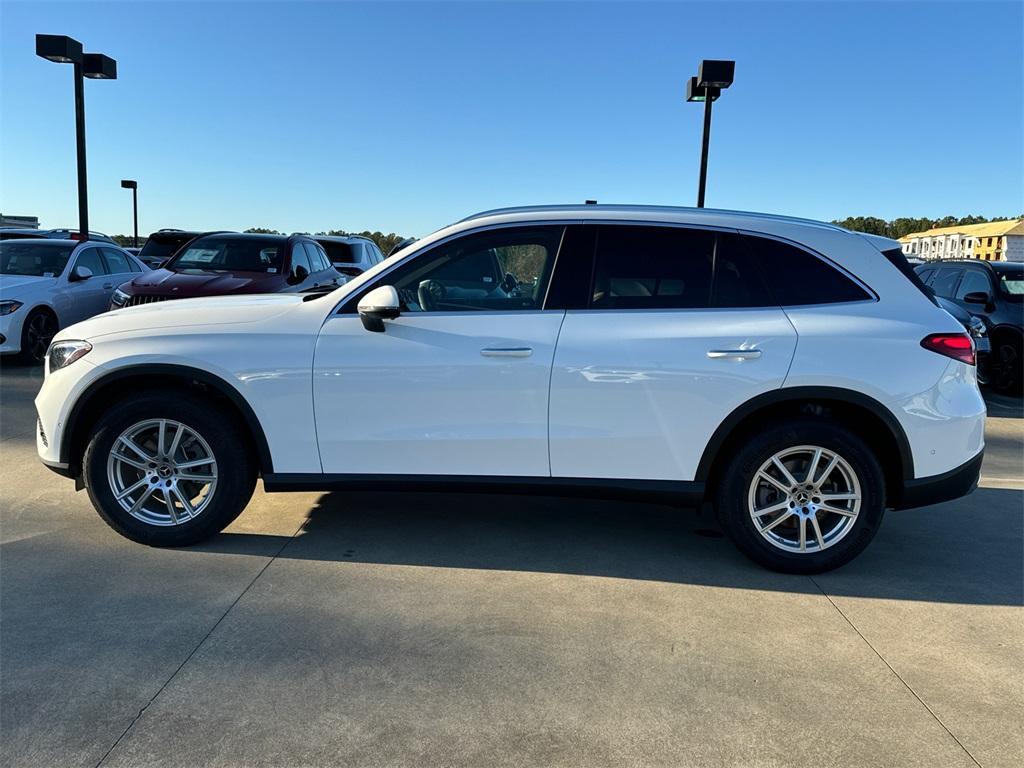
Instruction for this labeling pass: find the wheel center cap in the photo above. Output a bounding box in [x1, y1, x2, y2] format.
[157, 465, 172, 478]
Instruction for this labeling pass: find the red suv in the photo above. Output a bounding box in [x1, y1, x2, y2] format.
[110, 233, 340, 309]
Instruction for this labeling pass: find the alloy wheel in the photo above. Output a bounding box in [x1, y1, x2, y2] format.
[25, 313, 57, 363]
[747, 445, 861, 554]
[106, 419, 218, 526]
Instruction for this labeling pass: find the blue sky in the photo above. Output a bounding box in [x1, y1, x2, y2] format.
[1, 1, 1022, 238]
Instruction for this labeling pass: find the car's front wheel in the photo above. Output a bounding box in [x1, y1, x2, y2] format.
[19, 308, 58, 365]
[83, 392, 256, 546]
[715, 420, 885, 574]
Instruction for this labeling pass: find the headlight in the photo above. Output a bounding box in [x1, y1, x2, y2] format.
[0, 300, 23, 315]
[111, 289, 130, 306]
[47, 340, 92, 373]
[968, 316, 986, 338]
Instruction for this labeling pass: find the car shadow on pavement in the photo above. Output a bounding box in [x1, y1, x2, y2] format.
[197, 485, 1023, 607]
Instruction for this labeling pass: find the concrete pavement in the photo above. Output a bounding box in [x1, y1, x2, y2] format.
[1, 362, 1021, 767]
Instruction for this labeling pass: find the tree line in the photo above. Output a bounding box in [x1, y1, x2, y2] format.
[243, 228, 410, 255]
[831, 214, 1023, 240]
[110, 229, 413, 254]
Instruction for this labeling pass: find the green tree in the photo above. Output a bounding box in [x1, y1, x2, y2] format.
[244, 227, 282, 234]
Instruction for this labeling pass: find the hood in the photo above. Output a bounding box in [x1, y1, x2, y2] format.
[122, 268, 285, 297]
[56, 293, 306, 342]
[0, 274, 57, 296]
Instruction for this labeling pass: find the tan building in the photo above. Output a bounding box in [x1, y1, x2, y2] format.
[900, 219, 1024, 262]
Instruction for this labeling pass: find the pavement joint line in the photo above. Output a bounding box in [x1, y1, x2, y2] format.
[93, 519, 307, 768]
[808, 575, 983, 768]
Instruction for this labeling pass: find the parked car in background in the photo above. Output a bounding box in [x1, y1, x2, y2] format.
[935, 296, 990, 385]
[915, 259, 1023, 393]
[314, 235, 385, 281]
[135, 229, 210, 269]
[110, 232, 340, 309]
[37, 205, 984, 574]
[124, 247, 142, 257]
[387, 236, 418, 257]
[0, 228, 118, 244]
[0, 239, 149, 363]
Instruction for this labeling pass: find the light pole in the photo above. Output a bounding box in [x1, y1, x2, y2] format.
[36, 35, 117, 241]
[686, 59, 735, 208]
[121, 179, 138, 246]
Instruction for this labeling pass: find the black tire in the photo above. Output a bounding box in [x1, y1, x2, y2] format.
[18, 308, 58, 365]
[715, 420, 885, 574]
[82, 391, 257, 546]
[989, 332, 1022, 396]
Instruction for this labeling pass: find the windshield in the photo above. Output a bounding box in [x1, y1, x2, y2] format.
[170, 238, 284, 273]
[139, 235, 192, 261]
[0, 241, 74, 277]
[994, 265, 1023, 300]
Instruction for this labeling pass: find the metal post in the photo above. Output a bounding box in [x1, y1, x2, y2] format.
[73, 60, 89, 238]
[696, 88, 713, 208]
[132, 186, 138, 247]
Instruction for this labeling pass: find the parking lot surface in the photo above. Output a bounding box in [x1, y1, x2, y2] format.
[1, 362, 1021, 768]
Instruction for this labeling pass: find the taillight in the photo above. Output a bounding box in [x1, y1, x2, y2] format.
[921, 333, 975, 365]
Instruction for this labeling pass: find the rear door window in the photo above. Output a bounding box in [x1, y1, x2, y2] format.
[710, 233, 773, 308]
[590, 225, 714, 309]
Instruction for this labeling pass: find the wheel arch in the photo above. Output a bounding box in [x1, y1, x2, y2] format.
[61, 363, 273, 477]
[696, 386, 914, 504]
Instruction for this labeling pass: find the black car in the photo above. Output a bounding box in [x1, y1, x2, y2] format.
[135, 229, 212, 269]
[916, 260, 1024, 393]
[935, 296, 991, 385]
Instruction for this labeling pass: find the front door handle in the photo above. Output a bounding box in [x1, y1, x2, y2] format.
[481, 347, 533, 358]
[707, 349, 762, 360]
[103, 283, 113, 289]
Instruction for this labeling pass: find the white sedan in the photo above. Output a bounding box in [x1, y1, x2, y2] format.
[0, 239, 150, 363]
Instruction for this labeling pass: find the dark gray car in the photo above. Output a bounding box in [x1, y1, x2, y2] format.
[916, 260, 1024, 393]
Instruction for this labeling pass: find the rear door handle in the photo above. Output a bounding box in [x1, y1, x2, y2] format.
[102, 283, 113, 289]
[707, 349, 762, 360]
[481, 347, 533, 358]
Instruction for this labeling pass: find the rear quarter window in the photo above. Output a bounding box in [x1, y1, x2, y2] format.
[743, 235, 872, 306]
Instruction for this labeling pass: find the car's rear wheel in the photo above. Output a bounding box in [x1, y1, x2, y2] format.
[83, 392, 256, 546]
[989, 332, 1022, 395]
[715, 420, 885, 574]
[19, 308, 58, 365]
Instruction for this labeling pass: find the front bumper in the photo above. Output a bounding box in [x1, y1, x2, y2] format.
[0, 311, 24, 354]
[895, 450, 984, 510]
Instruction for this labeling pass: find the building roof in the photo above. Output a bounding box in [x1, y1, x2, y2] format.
[899, 219, 1024, 241]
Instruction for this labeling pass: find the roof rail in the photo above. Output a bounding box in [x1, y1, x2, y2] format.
[455, 203, 846, 232]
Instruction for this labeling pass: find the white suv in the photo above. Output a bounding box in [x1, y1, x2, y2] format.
[34, 205, 985, 573]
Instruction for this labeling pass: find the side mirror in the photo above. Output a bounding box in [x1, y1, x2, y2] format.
[358, 285, 401, 332]
[70, 265, 93, 282]
[289, 264, 309, 285]
[963, 291, 991, 307]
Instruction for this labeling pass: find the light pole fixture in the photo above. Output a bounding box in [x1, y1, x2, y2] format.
[121, 179, 138, 247]
[36, 34, 118, 241]
[686, 59, 735, 208]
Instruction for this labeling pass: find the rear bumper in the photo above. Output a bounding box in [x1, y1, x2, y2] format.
[895, 450, 984, 510]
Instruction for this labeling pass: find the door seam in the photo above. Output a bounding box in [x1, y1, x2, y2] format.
[546, 311, 569, 477]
